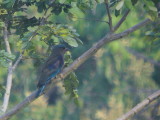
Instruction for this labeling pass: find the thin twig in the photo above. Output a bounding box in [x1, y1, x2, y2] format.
[1, 20, 13, 113]
[12, 54, 22, 70]
[116, 90, 160, 120]
[113, 9, 130, 32]
[104, 0, 113, 31]
[0, 18, 151, 120]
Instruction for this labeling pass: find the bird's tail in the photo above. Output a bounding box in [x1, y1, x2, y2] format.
[36, 85, 45, 97]
[36, 78, 52, 97]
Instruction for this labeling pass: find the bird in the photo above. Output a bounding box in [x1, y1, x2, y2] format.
[37, 44, 68, 96]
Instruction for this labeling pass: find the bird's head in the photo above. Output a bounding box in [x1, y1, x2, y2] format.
[52, 44, 69, 55]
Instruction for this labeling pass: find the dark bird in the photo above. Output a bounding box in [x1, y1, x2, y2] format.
[37, 44, 68, 96]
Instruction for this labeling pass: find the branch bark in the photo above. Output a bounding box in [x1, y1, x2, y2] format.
[0, 18, 151, 120]
[1, 21, 13, 113]
[116, 90, 160, 120]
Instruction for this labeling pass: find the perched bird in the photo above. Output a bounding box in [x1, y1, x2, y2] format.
[37, 44, 68, 96]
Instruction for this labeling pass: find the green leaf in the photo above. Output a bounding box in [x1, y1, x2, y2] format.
[0, 50, 15, 67]
[74, 98, 80, 106]
[145, 31, 155, 36]
[77, 2, 90, 13]
[67, 12, 78, 21]
[131, 0, 138, 6]
[115, 9, 121, 17]
[0, 84, 5, 91]
[22, 32, 34, 41]
[51, 2, 63, 15]
[109, 1, 117, 8]
[63, 72, 79, 101]
[37, 26, 51, 35]
[0, 59, 9, 67]
[0, 9, 8, 15]
[148, 6, 157, 12]
[116, 0, 124, 10]
[147, 11, 158, 21]
[3, 0, 16, 8]
[144, 0, 157, 12]
[27, 26, 39, 32]
[0, 50, 15, 60]
[21, 41, 29, 49]
[124, 0, 134, 9]
[76, 38, 83, 45]
[63, 37, 78, 47]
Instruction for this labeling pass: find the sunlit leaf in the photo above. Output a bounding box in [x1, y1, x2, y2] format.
[0, 9, 7, 15]
[63, 37, 78, 47]
[67, 12, 78, 21]
[116, 0, 124, 10]
[148, 6, 157, 12]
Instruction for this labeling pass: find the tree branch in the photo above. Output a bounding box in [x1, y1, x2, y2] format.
[1, 21, 13, 113]
[104, 0, 113, 31]
[116, 90, 160, 120]
[0, 18, 151, 120]
[113, 9, 130, 32]
[12, 54, 22, 70]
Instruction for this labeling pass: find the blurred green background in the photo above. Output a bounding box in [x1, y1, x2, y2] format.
[0, 0, 160, 120]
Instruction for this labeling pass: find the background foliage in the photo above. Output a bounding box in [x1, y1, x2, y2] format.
[0, 0, 160, 120]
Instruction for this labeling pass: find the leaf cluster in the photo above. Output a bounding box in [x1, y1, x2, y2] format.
[109, 0, 158, 20]
[63, 52, 79, 105]
[0, 0, 84, 102]
[0, 50, 15, 67]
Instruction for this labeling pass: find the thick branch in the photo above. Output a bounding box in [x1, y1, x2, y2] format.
[105, 0, 113, 31]
[1, 21, 13, 113]
[116, 90, 160, 120]
[113, 9, 130, 32]
[0, 18, 151, 120]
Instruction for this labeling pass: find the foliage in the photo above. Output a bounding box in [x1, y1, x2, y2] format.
[0, 0, 83, 104]
[0, 50, 15, 67]
[63, 52, 79, 105]
[109, 0, 158, 20]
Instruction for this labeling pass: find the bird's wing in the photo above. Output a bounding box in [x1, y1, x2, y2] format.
[37, 55, 63, 88]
